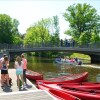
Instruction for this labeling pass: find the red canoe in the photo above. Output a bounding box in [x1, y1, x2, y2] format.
[58, 82, 100, 85]
[61, 86, 100, 100]
[26, 70, 43, 80]
[38, 83, 81, 100]
[60, 83, 100, 90]
[61, 86, 100, 94]
[36, 72, 88, 84]
[37, 83, 100, 100]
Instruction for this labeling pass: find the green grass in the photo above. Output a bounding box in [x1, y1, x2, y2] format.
[70, 53, 90, 60]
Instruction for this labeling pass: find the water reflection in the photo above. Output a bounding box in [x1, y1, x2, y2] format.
[27, 56, 80, 79]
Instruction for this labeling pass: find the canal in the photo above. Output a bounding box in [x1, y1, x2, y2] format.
[10, 56, 100, 82]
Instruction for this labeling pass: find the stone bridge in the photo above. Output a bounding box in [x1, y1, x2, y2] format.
[0, 43, 100, 63]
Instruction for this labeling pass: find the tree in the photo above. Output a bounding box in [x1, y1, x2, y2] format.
[52, 15, 60, 46]
[0, 14, 13, 44]
[24, 16, 60, 47]
[63, 3, 100, 44]
[24, 18, 52, 45]
[12, 19, 19, 35]
[0, 14, 22, 44]
[12, 19, 23, 44]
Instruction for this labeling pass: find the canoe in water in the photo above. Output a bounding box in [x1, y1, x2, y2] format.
[26, 70, 43, 80]
[36, 72, 88, 84]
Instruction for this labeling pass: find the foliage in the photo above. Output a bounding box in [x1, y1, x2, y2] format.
[13, 36, 23, 44]
[70, 53, 90, 60]
[24, 16, 60, 46]
[63, 3, 100, 44]
[23, 16, 60, 57]
[24, 20, 51, 44]
[90, 32, 100, 43]
[51, 16, 60, 45]
[0, 14, 22, 44]
[0, 14, 13, 44]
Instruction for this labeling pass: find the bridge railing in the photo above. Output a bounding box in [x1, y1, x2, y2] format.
[0, 42, 100, 51]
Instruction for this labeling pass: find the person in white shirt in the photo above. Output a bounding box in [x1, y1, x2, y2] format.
[15, 56, 24, 89]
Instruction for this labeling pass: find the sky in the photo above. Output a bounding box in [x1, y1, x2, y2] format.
[0, 0, 100, 40]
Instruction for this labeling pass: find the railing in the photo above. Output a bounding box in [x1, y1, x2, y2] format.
[0, 42, 100, 51]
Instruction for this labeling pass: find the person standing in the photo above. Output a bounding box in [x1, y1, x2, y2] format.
[21, 53, 27, 85]
[0, 56, 10, 87]
[15, 56, 24, 89]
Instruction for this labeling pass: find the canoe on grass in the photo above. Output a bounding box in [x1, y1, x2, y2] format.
[26, 70, 43, 80]
[37, 83, 100, 100]
[36, 72, 88, 84]
[38, 83, 81, 100]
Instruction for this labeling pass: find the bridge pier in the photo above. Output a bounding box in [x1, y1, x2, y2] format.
[90, 54, 100, 64]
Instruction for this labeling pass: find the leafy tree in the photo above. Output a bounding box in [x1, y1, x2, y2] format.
[24, 16, 60, 47]
[12, 19, 19, 35]
[52, 15, 60, 46]
[91, 32, 100, 43]
[0, 14, 13, 44]
[24, 17, 60, 57]
[12, 19, 23, 44]
[63, 3, 100, 43]
[24, 18, 51, 45]
[0, 14, 22, 44]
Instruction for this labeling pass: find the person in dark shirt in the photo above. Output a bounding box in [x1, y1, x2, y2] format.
[0, 56, 10, 87]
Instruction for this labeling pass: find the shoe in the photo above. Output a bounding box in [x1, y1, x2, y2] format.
[23, 85, 26, 89]
[20, 85, 25, 90]
[1, 85, 4, 88]
[7, 85, 10, 87]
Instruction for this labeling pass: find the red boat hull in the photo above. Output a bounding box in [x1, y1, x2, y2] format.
[38, 84, 81, 100]
[58, 82, 100, 85]
[37, 72, 88, 84]
[26, 70, 43, 80]
[37, 83, 100, 100]
[60, 84, 100, 90]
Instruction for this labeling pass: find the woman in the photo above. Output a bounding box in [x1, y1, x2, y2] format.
[15, 56, 24, 89]
[1, 56, 10, 87]
[21, 53, 27, 85]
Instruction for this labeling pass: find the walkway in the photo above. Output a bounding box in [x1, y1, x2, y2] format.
[0, 69, 37, 93]
[0, 90, 56, 100]
[0, 69, 56, 100]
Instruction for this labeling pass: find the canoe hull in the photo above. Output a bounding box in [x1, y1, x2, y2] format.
[38, 83, 80, 100]
[37, 72, 88, 84]
[26, 70, 43, 80]
[38, 83, 100, 100]
[61, 84, 100, 90]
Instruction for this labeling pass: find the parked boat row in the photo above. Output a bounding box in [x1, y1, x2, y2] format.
[26, 69, 100, 100]
[37, 83, 100, 100]
[37, 83, 81, 100]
